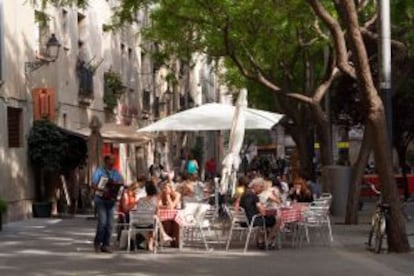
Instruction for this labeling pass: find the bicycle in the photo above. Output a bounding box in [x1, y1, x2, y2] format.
[367, 202, 390, 253]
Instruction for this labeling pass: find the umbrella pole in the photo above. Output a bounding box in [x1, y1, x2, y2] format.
[214, 177, 220, 217]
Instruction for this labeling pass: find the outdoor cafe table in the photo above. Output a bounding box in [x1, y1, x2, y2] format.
[158, 208, 185, 226]
[266, 203, 310, 229]
[265, 203, 310, 249]
[158, 208, 186, 249]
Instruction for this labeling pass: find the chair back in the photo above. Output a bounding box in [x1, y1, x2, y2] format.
[194, 203, 211, 221]
[129, 209, 156, 227]
[226, 206, 249, 226]
[304, 205, 330, 224]
[313, 193, 332, 207]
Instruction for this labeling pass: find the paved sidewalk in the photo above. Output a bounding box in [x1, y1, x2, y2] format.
[0, 203, 413, 276]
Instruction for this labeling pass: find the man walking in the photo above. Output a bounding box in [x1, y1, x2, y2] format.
[92, 155, 123, 253]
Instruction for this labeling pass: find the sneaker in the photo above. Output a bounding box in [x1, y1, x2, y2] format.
[94, 244, 101, 253]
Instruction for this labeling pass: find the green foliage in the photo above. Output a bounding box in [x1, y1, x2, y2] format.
[34, 10, 50, 28]
[104, 71, 125, 110]
[392, 0, 414, 55]
[28, 120, 68, 172]
[393, 78, 414, 147]
[64, 135, 88, 171]
[0, 198, 7, 214]
[28, 120, 87, 201]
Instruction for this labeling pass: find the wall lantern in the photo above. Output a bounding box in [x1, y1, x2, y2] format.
[25, 34, 61, 73]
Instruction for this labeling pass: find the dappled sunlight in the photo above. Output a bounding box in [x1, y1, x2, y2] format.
[17, 249, 59, 255]
[0, 215, 413, 275]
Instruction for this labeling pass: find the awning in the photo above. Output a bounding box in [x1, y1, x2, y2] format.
[60, 123, 153, 144]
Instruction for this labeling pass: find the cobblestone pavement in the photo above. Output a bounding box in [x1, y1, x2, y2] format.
[0, 203, 413, 276]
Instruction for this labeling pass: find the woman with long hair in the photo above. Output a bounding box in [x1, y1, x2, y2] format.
[289, 177, 313, 203]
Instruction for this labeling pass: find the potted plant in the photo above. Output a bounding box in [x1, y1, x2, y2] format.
[103, 71, 126, 110]
[28, 120, 68, 217]
[0, 198, 7, 231]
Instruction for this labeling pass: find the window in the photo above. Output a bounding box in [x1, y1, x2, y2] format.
[143, 89, 150, 112]
[7, 107, 22, 148]
[154, 96, 160, 118]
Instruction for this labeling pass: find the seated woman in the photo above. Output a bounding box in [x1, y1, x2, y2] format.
[159, 180, 181, 209]
[117, 182, 139, 240]
[233, 176, 250, 208]
[258, 177, 282, 208]
[158, 180, 181, 247]
[136, 181, 172, 251]
[289, 177, 313, 203]
[178, 173, 196, 200]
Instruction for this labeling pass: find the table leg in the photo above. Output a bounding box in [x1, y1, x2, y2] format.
[179, 226, 183, 250]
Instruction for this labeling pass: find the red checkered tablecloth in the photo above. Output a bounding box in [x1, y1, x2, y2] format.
[266, 203, 309, 229]
[280, 206, 303, 224]
[158, 209, 185, 226]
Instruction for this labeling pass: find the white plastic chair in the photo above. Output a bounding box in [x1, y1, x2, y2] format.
[127, 210, 159, 253]
[225, 206, 268, 253]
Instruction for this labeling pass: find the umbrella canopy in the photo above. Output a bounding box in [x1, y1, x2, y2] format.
[63, 122, 153, 144]
[137, 103, 283, 132]
[220, 89, 247, 194]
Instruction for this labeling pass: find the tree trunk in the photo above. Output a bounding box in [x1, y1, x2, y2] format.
[338, 0, 410, 253]
[311, 103, 334, 190]
[287, 124, 315, 180]
[345, 124, 372, 224]
[369, 111, 410, 252]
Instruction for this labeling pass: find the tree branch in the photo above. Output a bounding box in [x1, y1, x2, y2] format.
[222, 12, 313, 105]
[360, 27, 408, 62]
[363, 13, 377, 29]
[306, 0, 357, 79]
[357, 0, 372, 12]
[312, 19, 330, 41]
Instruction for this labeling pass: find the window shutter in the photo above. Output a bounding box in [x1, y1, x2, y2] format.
[7, 107, 22, 148]
[32, 88, 56, 121]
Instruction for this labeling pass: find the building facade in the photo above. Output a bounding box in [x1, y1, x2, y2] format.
[0, 0, 148, 221]
[0, 0, 227, 222]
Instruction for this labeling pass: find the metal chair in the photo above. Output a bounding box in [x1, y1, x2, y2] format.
[296, 204, 333, 246]
[127, 210, 159, 253]
[180, 203, 211, 250]
[225, 206, 268, 253]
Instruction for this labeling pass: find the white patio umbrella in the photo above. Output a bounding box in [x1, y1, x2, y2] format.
[137, 103, 283, 132]
[66, 123, 153, 144]
[219, 89, 247, 195]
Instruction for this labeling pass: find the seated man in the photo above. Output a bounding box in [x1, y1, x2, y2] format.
[240, 177, 277, 249]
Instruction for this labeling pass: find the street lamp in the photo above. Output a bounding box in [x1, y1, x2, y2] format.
[25, 34, 61, 73]
[378, 0, 392, 147]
